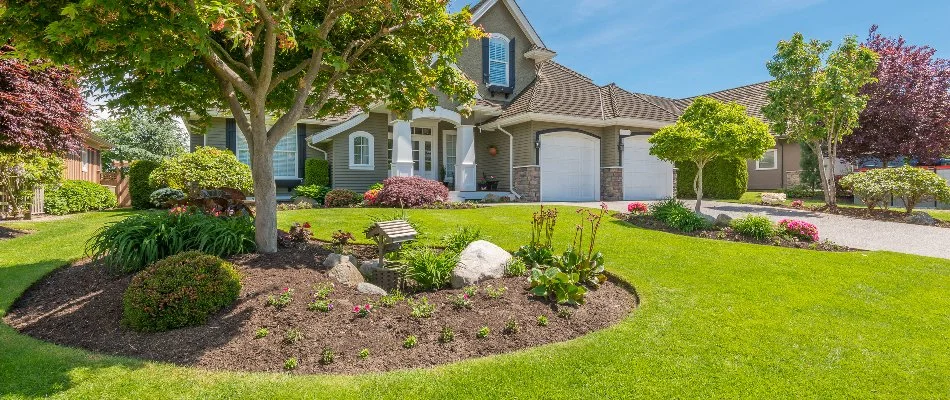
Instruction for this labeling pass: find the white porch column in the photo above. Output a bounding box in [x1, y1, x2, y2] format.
[391, 120, 414, 177]
[456, 125, 477, 192]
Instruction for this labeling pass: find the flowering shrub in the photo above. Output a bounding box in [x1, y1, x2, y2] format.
[779, 219, 819, 242]
[122, 251, 241, 332]
[840, 166, 950, 213]
[376, 176, 449, 208]
[150, 187, 185, 208]
[791, 199, 805, 209]
[627, 202, 648, 215]
[324, 188, 361, 208]
[839, 170, 892, 210]
[363, 189, 380, 205]
[353, 304, 372, 318]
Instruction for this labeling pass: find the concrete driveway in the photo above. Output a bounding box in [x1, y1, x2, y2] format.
[519, 200, 950, 260]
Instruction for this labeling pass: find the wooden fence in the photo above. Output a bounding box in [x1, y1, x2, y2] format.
[0, 185, 45, 218]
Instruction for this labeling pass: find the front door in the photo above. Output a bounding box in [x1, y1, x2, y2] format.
[411, 126, 437, 180]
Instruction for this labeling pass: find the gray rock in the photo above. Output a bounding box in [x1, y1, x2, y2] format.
[715, 214, 733, 227]
[906, 211, 937, 226]
[356, 282, 387, 296]
[359, 259, 387, 278]
[698, 213, 716, 225]
[451, 240, 512, 289]
[323, 253, 357, 269]
[325, 254, 364, 286]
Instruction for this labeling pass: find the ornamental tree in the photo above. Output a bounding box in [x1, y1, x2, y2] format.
[0, 46, 88, 154]
[1, 1, 482, 252]
[839, 26, 950, 165]
[763, 33, 879, 209]
[649, 97, 773, 212]
[96, 110, 187, 173]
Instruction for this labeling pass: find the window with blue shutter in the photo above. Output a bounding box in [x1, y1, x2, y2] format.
[487, 34, 510, 86]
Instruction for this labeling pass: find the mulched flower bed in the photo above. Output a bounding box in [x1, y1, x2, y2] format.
[623, 214, 853, 252]
[0, 225, 29, 240]
[4, 242, 635, 374]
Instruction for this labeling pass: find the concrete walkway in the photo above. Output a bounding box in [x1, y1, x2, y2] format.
[514, 200, 950, 260]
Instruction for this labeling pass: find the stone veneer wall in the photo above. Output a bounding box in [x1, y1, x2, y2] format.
[672, 168, 678, 199]
[513, 166, 540, 202]
[601, 167, 623, 201]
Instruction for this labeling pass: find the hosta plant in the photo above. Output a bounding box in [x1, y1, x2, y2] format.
[529, 267, 588, 305]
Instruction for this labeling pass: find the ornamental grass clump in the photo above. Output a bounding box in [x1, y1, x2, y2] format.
[779, 219, 819, 242]
[730, 215, 776, 240]
[122, 251, 241, 332]
[87, 209, 255, 274]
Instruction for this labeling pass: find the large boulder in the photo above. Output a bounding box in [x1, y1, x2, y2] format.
[906, 211, 937, 226]
[761, 192, 788, 205]
[715, 214, 733, 227]
[324, 253, 364, 287]
[451, 240, 512, 289]
[359, 260, 387, 278]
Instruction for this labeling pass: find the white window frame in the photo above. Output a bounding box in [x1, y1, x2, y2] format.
[235, 129, 299, 179]
[443, 130, 457, 183]
[349, 131, 375, 170]
[487, 33, 510, 87]
[756, 149, 779, 171]
[80, 148, 89, 172]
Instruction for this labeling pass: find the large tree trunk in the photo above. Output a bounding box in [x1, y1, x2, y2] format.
[693, 162, 705, 213]
[812, 141, 837, 209]
[250, 137, 279, 253]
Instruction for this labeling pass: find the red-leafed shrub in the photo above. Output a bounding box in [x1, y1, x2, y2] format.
[376, 176, 449, 208]
[363, 189, 380, 205]
[324, 189, 361, 208]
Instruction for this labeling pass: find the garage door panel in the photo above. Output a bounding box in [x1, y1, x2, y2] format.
[540, 132, 600, 202]
[623, 136, 674, 200]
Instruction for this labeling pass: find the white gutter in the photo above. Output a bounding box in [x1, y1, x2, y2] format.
[496, 126, 521, 199]
[306, 141, 328, 160]
[310, 113, 370, 143]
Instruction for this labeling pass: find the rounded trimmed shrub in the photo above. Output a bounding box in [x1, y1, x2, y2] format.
[123, 251, 242, 332]
[44, 180, 118, 215]
[149, 147, 253, 194]
[676, 157, 749, 200]
[128, 159, 161, 209]
[149, 187, 185, 208]
[304, 158, 330, 186]
[324, 188, 362, 208]
[376, 176, 449, 208]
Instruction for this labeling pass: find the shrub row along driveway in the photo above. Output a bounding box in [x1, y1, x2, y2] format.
[560, 200, 950, 260]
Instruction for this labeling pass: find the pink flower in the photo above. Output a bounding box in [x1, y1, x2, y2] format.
[627, 202, 648, 214]
[353, 306, 360, 313]
[366, 304, 372, 310]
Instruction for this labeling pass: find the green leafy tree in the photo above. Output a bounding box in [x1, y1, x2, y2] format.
[96, 110, 186, 173]
[0, 151, 64, 217]
[650, 97, 774, 212]
[799, 143, 821, 191]
[763, 33, 879, 209]
[1, 1, 482, 252]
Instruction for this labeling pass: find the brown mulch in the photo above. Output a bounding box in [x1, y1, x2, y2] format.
[0, 225, 30, 240]
[623, 214, 853, 252]
[4, 243, 635, 375]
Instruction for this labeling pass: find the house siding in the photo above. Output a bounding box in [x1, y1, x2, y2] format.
[748, 138, 802, 190]
[330, 112, 390, 191]
[474, 129, 511, 190]
[456, 2, 537, 103]
[64, 145, 102, 184]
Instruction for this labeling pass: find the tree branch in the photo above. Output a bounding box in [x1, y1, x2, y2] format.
[202, 52, 255, 98]
[209, 39, 257, 84]
[218, 79, 252, 145]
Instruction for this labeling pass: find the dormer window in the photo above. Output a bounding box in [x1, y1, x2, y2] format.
[487, 34, 510, 86]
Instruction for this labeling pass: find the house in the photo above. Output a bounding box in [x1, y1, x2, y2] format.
[188, 0, 796, 202]
[65, 134, 110, 185]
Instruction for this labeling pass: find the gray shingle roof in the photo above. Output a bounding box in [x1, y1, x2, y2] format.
[499, 62, 679, 124]
[678, 81, 771, 121]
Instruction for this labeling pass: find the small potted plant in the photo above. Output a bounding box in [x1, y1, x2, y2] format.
[479, 173, 499, 191]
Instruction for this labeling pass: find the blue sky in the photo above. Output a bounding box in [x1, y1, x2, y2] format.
[451, 0, 950, 99]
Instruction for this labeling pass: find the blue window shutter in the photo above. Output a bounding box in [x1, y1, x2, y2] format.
[508, 37, 516, 91]
[481, 37, 490, 84]
[225, 118, 237, 153]
[297, 123, 307, 179]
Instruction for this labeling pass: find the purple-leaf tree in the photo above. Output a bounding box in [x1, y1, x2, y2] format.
[840, 26, 950, 165]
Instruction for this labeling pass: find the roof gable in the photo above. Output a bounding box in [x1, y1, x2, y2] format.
[471, 0, 545, 48]
[679, 81, 771, 121]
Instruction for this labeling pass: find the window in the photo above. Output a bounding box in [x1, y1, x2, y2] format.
[80, 148, 89, 172]
[236, 131, 299, 179]
[444, 133, 457, 183]
[756, 149, 778, 170]
[349, 131, 375, 170]
[488, 33, 510, 86]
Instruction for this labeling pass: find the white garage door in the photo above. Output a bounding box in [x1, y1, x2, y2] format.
[540, 131, 600, 201]
[623, 135, 674, 200]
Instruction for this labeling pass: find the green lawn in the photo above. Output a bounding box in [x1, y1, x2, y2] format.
[1, 207, 949, 399]
[732, 191, 950, 222]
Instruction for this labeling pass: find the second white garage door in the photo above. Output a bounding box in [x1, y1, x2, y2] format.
[623, 135, 674, 200]
[539, 131, 600, 201]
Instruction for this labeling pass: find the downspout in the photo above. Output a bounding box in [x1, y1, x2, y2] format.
[306, 140, 329, 160]
[496, 126, 521, 199]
